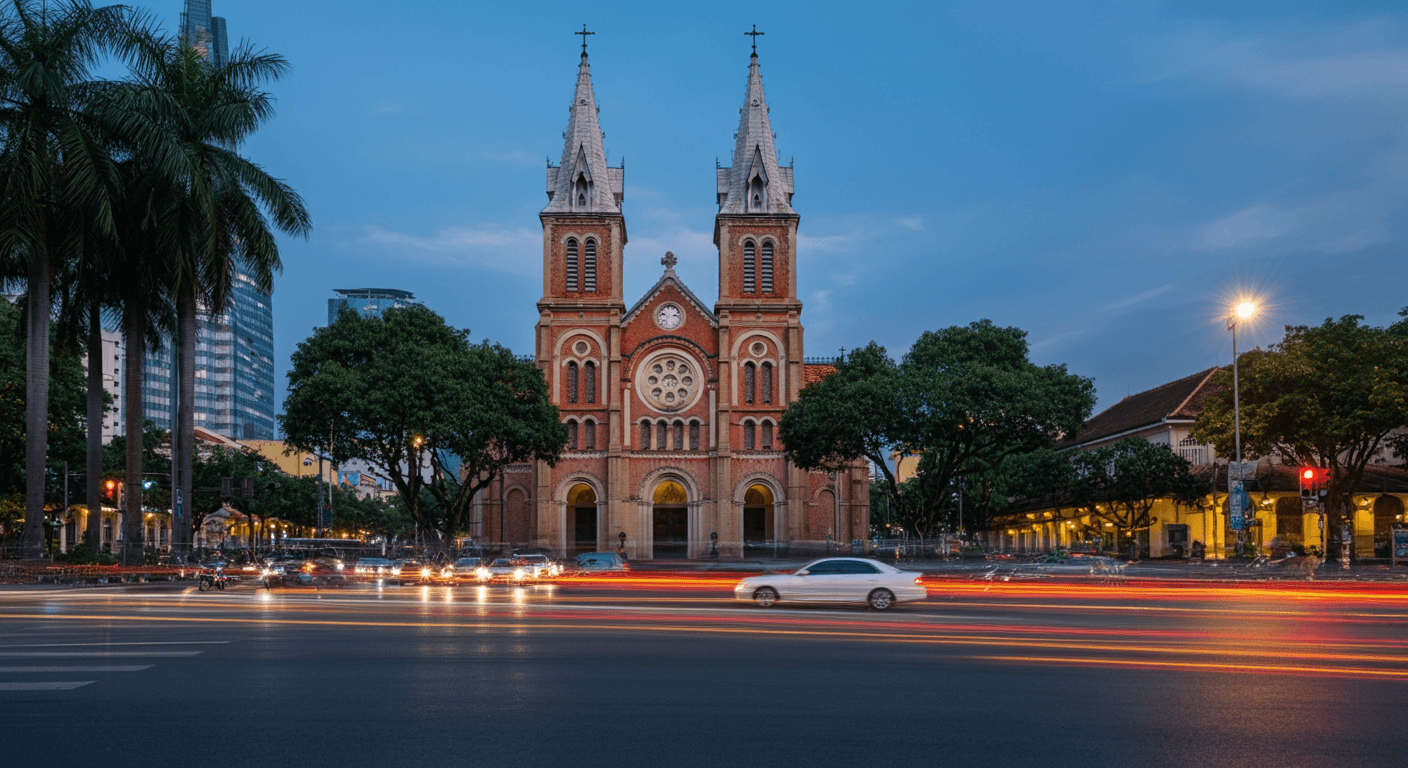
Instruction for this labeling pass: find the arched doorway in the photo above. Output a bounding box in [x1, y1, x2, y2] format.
[652, 480, 689, 559]
[1373, 495, 1404, 558]
[567, 483, 598, 556]
[742, 484, 774, 557]
[1274, 496, 1304, 551]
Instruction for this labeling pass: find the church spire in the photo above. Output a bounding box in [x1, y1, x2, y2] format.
[717, 44, 794, 214]
[545, 41, 623, 213]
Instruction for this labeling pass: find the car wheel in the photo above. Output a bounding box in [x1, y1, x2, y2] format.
[753, 587, 778, 608]
[868, 589, 895, 611]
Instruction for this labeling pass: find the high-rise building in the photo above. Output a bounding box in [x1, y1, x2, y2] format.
[327, 288, 421, 325]
[138, 271, 276, 441]
[180, 0, 228, 67]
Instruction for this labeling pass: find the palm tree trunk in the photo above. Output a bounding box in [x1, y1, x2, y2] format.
[177, 283, 196, 554]
[23, 238, 51, 559]
[123, 310, 146, 565]
[85, 301, 105, 548]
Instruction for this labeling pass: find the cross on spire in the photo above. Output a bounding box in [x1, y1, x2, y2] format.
[661, 252, 678, 270]
[745, 24, 764, 55]
[576, 24, 594, 55]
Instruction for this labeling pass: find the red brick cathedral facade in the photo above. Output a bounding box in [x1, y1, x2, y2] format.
[479, 48, 869, 559]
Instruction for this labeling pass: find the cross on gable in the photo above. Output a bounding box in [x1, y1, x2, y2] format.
[661, 252, 678, 270]
[745, 24, 764, 54]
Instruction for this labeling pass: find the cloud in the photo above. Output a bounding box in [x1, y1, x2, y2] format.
[1103, 283, 1177, 312]
[1194, 194, 1394, 253]
[894, 216, 924, 231]
[351, 224, 540, 275]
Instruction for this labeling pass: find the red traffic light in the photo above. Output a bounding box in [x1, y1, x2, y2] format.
[104, 479, 116, 497]
[1301, 469, 1315, 481]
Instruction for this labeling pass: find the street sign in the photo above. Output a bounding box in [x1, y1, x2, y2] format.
[1393, 527, 1408, 568]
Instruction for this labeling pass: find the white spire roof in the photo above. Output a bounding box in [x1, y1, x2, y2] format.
[717, 53, 794, 214]
[545, 52, 624, 213]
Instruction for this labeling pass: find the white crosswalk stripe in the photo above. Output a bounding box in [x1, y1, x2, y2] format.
[0, 644, 208, 693]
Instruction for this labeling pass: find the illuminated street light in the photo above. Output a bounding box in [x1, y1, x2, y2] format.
[1228, 300, 1258, 556]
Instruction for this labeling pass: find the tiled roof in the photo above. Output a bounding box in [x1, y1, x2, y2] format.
[1064, 368, 1223, 448]
[802, 364, 836, 388]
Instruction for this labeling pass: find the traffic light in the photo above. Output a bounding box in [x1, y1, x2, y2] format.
[104, 479, 116, 499]
[1299, 468, 1315, 498]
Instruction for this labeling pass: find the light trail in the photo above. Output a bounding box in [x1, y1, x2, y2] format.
[974, 655, 1408, 681]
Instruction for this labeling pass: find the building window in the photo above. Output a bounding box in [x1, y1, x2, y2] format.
[743, 240, 756, 294]
[567, 361, 579, 404]
[760, 361, 773, 404]
[744, 362, 756, 404]
[583, 419, 596, 450]
[760, 241, 774, 293]
[584, 361, 596, 404]
[566, 238, 579, 292]
[689, 421, 700, 451]
[743, 420, 756, 450]
[761, 422, 773, 450]
[567, 420, 578, 450]
[657, 421, 667, 450]
[641, 421, 651, 449]
[673, 420, 684, 450]
[583, 239, 597, 293]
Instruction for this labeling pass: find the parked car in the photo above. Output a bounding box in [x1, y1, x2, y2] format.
[574, 551, 630, 573]
[733, 557, 926, 610]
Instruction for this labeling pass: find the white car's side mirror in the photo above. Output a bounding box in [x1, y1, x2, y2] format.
[795, 570, 809, 577]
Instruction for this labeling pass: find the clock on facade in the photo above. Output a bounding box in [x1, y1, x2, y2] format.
[656, 304, 683, 330]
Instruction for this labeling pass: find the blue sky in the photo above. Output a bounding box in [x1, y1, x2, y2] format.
[173, 0, 1407, 414]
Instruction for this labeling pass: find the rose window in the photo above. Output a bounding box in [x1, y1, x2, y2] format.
[640, 354, 700, 412]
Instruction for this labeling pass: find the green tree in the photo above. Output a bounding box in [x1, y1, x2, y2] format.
[117, 32, 309, 553]
[0, 0, 142, 557]
[1191, 314, 1408, 537]
[281, 306, 567, 551]
[780, 322, 1096, 537]
[1066, 438, 1203, 557]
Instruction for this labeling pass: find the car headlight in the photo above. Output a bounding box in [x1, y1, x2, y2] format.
[336, 563, 344, 571]
[513, 568, 525, 579]
[420, 567, 431, 578]
[476, 567, 489, 579]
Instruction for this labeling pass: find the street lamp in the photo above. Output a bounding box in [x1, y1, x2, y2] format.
[1228, 300, 1257, 556]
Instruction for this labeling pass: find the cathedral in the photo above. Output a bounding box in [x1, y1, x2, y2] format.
[476, 41, 870, 559]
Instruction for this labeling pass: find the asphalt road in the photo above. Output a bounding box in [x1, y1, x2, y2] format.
[2, 575, 1407, 768]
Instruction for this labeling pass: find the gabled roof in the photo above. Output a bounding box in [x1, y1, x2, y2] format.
[544, 52, 623, 213]
[1064, 368, 1224, 448]
[622, 259, 718, 328]
[717, 53, 794, 214]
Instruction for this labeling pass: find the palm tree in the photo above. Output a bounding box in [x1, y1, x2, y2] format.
[121, 34, 309, 551]
[0, 0, 137, 557]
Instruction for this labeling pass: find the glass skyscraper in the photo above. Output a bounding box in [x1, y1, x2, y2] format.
[328, 288, 421, 325]
[180, 0, 228, 67]
[140, 272, 276, 441]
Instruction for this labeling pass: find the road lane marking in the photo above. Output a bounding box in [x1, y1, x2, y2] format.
[0, 641, 228, 648]
[0, 681, 94, 690]
[0, 666, 152, 672]
[0, 651, 201, 657]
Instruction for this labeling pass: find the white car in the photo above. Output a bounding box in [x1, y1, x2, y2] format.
[733, 557, 926, 610]
[514, 554, 562, 580]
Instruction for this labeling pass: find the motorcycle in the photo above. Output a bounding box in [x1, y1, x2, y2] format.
[197, 567, 228, 591]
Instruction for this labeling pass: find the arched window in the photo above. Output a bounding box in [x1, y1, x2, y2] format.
[584, 361, 596, 404]
[743, 240, 756, 294]
[760, 361, 773, 405]
[744, 362, 756, 404]
[743, 420, 756, 450]
[565, 238, 579, 292]
[567, 361, 579, 404]
[761, 421, 773, 450]
[640, 420, 652, 450]
[583, 238, 597, 293]
[669, 420, 682, 450]
[750, 175, 765, 211]
[760, 241, 774, 293]
[689, 421, 700, 451]
[657, 421, 668, 450]
[583, 419, 596, 450]
[566, 420, 578, 450]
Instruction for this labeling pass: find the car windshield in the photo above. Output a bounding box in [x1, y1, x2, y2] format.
[491, 559, 512, 566]
[520, 555, 548, 563]
[456, 558, 481, 566]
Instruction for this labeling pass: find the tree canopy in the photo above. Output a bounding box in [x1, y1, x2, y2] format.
[1191, 312, 1408, 524]
[280, 306, 566, 549]
[780, 321, 1096, 537]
